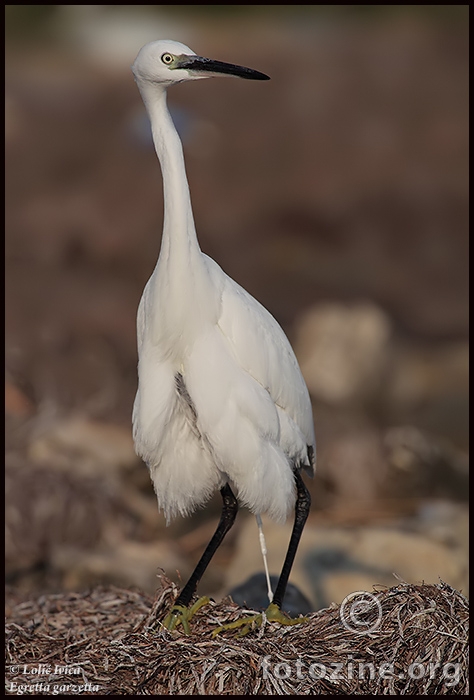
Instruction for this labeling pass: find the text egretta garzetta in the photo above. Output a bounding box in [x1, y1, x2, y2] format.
[131, 40, 315, 635]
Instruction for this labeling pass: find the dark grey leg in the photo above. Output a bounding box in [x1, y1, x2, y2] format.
[272, 469, 311, 609]
[174, 483, 239, 607]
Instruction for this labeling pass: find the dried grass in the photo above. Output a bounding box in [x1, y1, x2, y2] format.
[5, 577, 468, 695]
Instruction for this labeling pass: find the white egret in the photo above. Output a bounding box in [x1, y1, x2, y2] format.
[131, 40, 315, 635]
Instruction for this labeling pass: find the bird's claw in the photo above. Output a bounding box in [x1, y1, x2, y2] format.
[265, 601, 309, 626]
[212, 612, 263, 638]
[161, 596, 210, 634]
[212, 602, 308, 638]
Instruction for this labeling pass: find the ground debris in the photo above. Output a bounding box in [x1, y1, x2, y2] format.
[5, 577, 468, 694]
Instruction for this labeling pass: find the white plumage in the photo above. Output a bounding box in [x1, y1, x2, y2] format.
[131, 39, 315, 527]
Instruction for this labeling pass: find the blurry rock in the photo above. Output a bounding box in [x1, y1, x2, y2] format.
[5, 460, 108, 581]
[316, 425, 468, 506]
[25, 413, 161, 531]
[386, 342, 469, 446]
[383, 426, 469, 501]
[5, 94, 26, 145]
[304, 547, 388, 610]
[224, 515, 468, 611]
[5, 451, 164, 592]
[228, 573, 313, 616]
[414, 500, 469, 551]
[350, 528, 467, 595]
[388, 342, 469, 405]
[319, 429, 389, 503]
[5, 380, 34, 417]
[28, 416, 138, 476]
[51, 540, 188, 593]
[294, 302, 391, 404]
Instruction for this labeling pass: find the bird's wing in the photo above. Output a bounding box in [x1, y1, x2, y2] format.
[204, 255, 315, 472]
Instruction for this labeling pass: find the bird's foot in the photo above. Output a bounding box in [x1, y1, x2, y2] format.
[212, 611, 263, 638]
[212, 602, 308, 638]
[162, 596, 210, 634]
[265, 602, 309, 626]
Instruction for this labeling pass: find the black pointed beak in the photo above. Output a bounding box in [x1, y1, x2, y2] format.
[177, 54, 270, 80]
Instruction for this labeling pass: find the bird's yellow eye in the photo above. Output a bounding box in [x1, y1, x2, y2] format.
[161, 53, 174, 66]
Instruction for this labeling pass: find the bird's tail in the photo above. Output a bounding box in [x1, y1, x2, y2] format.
[255, 514, 273, 604]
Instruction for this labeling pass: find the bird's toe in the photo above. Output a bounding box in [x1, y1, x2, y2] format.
[212, 603, 308, 637]
[212, 612, 264, 638]
[162, 596, 210, 634]
[264, 602, 308, 626]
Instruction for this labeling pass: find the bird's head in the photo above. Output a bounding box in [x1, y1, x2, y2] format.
[132, 39, 270, 86]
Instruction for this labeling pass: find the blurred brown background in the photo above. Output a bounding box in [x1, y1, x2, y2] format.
[5, 6, 468, 610]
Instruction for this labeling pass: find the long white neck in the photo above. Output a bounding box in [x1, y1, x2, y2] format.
[136, 79, 219, 353]
[137, 80, 201, 267]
